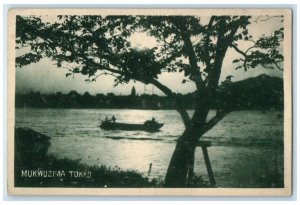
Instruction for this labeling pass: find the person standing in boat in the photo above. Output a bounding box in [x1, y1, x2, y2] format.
[112, 115, 116, 123]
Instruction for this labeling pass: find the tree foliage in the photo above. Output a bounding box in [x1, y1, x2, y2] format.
[16, 15, 283, 91]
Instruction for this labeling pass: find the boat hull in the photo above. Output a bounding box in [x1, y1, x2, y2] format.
[99, 121, 163, 132]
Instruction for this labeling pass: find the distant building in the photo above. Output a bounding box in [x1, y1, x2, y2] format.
[131, 86, 137, 97]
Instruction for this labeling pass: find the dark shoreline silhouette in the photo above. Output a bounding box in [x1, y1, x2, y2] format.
[16, 74, 283, 110]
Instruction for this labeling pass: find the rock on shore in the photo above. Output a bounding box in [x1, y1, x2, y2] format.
[15, 127, 51, 165]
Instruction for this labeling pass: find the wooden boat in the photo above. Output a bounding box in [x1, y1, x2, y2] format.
[99, 120, 164, 132]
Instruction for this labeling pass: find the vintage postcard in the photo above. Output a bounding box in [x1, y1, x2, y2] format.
[7, 8, 292, 196]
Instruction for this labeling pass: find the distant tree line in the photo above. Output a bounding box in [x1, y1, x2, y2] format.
[15, 88, 187, 110]
[16, 75, 283, 110]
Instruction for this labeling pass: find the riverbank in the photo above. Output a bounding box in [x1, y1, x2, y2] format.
[15, 154, 164, 188]
[14, 127, 162, 187]
[14, 127, 210, 188]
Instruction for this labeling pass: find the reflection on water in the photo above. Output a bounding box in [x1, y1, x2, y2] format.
[15, 108, 283, 187]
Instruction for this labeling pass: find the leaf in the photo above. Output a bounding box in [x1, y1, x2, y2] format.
[73, 67, 80, 73]
[242, 30, 248, 36]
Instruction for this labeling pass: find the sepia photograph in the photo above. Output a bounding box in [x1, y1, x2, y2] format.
[7, 8, 292, 196]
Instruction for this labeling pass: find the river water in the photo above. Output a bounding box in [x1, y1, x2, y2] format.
[15, 108, 284, 187]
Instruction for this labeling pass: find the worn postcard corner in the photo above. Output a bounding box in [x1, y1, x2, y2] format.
[7, 8, 292, 196]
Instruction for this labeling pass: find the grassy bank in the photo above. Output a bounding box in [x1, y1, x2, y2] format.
[15, 154, 211, 188]
[15, 154, 164, 187]
[15, 127, 210, 188]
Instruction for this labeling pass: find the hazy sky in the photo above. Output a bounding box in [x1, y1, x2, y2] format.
[15, 15, 284, 96]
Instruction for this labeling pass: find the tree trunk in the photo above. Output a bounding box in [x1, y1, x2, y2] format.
[187, 143, 196, 182]
[164, 129, 196, 187]
[164, 104, 229, 187]
[164, 105, 209, 187]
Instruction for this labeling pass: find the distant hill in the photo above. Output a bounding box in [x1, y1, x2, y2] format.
[218, 74, 283, 110]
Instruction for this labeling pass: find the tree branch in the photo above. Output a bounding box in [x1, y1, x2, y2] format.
[230, 43, 250, 71]
[230, 44, 246, 57]
[253, 15, 284, 23]
[230, 43, 284, 71]
[181, 33, 206, 91]
[77, 53, 128, 76]
[86, 71, 120, 83]
[274, 62, 283, 71]
[203, 16, 216, 72]
[245, 46, 257, 54]
[148, 78, 173, 96]
[197, 109, 230, 138]
[149, 78, 191, 128]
